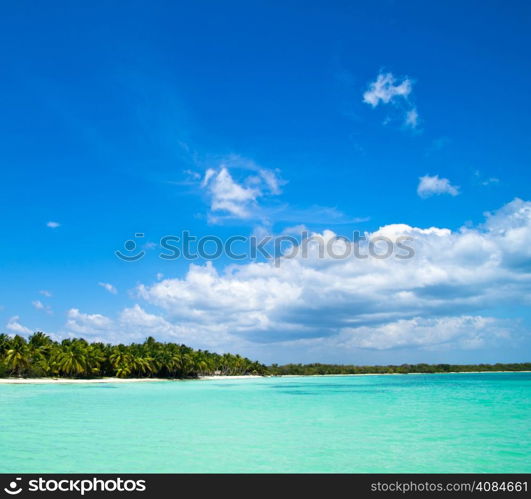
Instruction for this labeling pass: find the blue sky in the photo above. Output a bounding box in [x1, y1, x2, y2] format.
[1, 0, 531, 364]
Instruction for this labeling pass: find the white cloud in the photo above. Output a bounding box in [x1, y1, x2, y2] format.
[98, 282, 118, 294]
[32, 300, 52, 314]
[188, 155, 360, 226]
[66, 308, 114, 336]
[363, 72, 419, 129]
[202, 167, 260, 219]
[474, 171, 500, 186]
[62, 304, 236, 349]
[39, 290, 52, 297]
[46, 221, 61, 229]
[200, 163, 283, 222]
[363, 73, 412, 106]
[6, 316, 32, 335]
[257, 168, 282, 195]
[183, 169, 201, 181]
[417, 174, 460, 198]
[338, 316, 509, 350]
[59, 199, 531, 358]
[130, 199, 531, 352]
[117, 305, 227, 346]
[405, 108, 419, 128]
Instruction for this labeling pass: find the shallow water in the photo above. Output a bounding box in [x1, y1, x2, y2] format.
[1, 373, 530, 472]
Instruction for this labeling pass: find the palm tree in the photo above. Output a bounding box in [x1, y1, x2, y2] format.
[0, 333, 268, 379]
[28, 332, 52, 349]
[0, 333, 11, 355]
[5, 335, 30, 376]
[55, 340, 92, 377]
[131, 356, 154, 376]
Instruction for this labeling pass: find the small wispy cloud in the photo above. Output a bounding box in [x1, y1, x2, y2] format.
[474, 170, 499, 186]
[186, 154, 364, 227]
[417, 174, 460, 198]
[363, 72, 419, 129]
[99, 282, 118, 294]
[46, 221, 61, 229]
[32, 300, 45, 310]
[199, 160, 284, 223]
[405, 108, 419, 128]
[39, 290, 52, 297]
[32, 300, 52, 314]
[6, 316, 32, 335]
[202, 167, 261, 219]
[363, 72, 412, 106]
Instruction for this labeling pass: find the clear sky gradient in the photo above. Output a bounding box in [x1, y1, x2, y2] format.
[1, 1, 530, 364]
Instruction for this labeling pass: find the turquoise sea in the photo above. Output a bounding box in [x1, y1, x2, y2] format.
[1, 373, 530, 473]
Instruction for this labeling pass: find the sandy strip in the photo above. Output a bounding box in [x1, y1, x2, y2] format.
[0, 377, 168, 384]
[0, 375, 265, 384]
[199, 375, 264, 380]
[0, 371, 528, 384]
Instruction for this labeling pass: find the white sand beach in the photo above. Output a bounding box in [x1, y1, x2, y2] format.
[0, 371, 527, 384]
[0, 377, 168, 384]
[0, 375, 265, 384]
[199, 375, 264, 380]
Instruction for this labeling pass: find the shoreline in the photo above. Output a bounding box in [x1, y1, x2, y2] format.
[278, 370, 531, 377]
[0, 371, 529, 384]
[0, 377, 168, 385]
[0, 375, 265, 384]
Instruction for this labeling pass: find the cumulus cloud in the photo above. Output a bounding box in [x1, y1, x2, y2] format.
[118, 304, 232, 347]
[46, 221, 61, 229]
[60, 199, 531, 357]
[417, 174, 459, 198]
[62, 304, 237, 349]
[6, 316, 32, 335]
[66, 309, 114, 336]
[338, 316, 509, 350]
[129, 199, 531, 350]
[363, 72, 419, 129]
[98, 282, 118, 294]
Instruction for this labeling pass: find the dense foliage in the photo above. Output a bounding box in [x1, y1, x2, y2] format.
[1, 333, 529, 379]
[0, 333, 267, 378]
[267, 362, 531, 375]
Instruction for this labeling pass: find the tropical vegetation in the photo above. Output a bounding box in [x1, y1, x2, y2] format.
[0, 333, 266, 378]
[268, 362, 531, 375]
[0, 333, 529, 379]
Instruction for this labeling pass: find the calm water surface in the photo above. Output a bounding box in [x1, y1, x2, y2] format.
[1, 373, 530, 472]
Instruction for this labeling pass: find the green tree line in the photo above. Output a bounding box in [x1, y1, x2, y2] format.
[1, 333, 529, 379]
[267, 362, 531, 375]
[0, 333, 267, 378]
